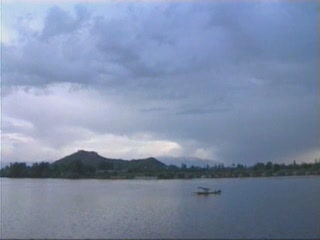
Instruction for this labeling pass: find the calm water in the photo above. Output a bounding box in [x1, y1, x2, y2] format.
[1, 176, 319, 239]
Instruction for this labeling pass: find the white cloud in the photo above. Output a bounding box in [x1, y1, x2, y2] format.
[3, 116, 34, 130]
[2, 129, 183, 162]
[1, 26, 18, 44]
[193, 148, 214, 160]
[2, 84, 186, 162]
[2, 133, 55, 162]
[66, 133, 183, 159]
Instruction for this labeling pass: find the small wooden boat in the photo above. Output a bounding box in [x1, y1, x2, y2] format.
[195, 187, 221, 195]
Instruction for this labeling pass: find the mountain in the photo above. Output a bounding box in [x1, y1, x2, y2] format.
[129, 157, 167, 171]
[157, 156, 221, 168]
[52, 150, 166, 171]
[52, 150, 120, 169]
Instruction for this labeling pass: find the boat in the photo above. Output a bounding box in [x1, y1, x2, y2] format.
[196, 190, 221, 195]
[195, 187, 221, 195]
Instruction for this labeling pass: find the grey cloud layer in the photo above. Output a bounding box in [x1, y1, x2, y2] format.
[5, 2, 317, 86]
[3, 1, 318, 164]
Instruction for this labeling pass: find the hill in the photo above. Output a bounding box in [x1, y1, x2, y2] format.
[128, 157, 167, 171]
[52, 150, 124, 170]
[52, 150, 167, 173]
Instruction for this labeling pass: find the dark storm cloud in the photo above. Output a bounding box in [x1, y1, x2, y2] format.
[41, 5, 90, 40]
[3, 1, 318, 164]
[4, 2, 317, 89]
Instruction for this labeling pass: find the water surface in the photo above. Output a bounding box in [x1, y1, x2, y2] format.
[1, 176, 319, 239]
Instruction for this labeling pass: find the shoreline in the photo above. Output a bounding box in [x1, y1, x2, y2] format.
[1, 174, 319, 180]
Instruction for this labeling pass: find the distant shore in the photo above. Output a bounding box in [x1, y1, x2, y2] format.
[1, 174, 319, 180]
[1, 150, 319, 179]
[1, 161, 319, 180]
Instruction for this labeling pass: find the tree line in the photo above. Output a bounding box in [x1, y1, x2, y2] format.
[1, 159, 320, 179]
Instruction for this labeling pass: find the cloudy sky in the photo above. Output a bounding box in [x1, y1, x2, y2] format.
[1, 0, 318, 166]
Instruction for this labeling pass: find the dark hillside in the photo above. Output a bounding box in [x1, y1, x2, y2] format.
[52, 150, 124, 169]
[51, 150, 166, 176]
[128, 157, 167, 171]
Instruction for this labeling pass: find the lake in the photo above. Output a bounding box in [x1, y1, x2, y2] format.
[1, 176, 319, 239]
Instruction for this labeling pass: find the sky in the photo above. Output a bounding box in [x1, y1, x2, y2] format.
[1, 0, 319, 166]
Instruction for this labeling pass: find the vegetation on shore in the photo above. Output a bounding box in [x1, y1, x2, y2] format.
[1, 150, 319, 179]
